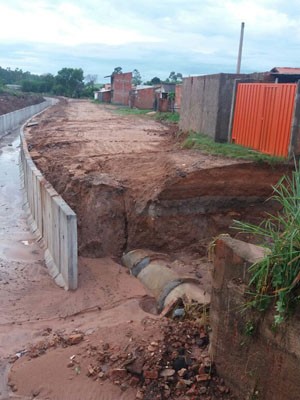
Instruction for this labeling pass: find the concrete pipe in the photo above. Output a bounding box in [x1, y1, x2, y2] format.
[122, 249, 210, 312]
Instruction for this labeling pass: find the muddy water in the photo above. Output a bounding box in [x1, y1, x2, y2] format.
[0, 131, 43, 262]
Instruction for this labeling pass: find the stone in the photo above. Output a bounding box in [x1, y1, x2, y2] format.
[199, 386, 207, 394]
[136, 389, 144, 399]
[177, 368, 187, 377]
[67, 334, 84, 345]
[129, 376, 140, 386]
[160, 368, 175, 378]
[109, 368, 127, 379]
[143, 369, 159, 379]
[196, 373, 211, 382]
[125, 358, 144, 375]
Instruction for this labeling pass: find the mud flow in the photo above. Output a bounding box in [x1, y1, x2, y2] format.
[26, 100, 288, 259]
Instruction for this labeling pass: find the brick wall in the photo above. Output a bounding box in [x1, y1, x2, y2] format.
[210, 236, 300, 400]
[132, 87, 155, 109]
[112, 72, 132, 105]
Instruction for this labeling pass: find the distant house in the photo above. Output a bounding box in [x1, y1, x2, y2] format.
[269, 67, 300, 83]
[154, 83, 177, 112]
[94, 88, 111, 103]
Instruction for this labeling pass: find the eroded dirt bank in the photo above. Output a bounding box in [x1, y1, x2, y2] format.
[0, 93, 45, 116]
[25, 99, 289, 258]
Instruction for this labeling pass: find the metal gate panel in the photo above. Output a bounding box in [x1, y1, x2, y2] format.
[232, 83, 296, 157]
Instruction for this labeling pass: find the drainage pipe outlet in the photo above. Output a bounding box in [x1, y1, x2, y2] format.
[122, 249, 210, 312]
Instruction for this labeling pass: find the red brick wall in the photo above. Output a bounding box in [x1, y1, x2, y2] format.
[112, 72, 132, 105]
[133, 87, 155, 109]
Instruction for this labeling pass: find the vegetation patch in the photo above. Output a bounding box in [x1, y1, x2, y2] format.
[183, 132, 284, 163]
[114, 107, 180, 124]
[233, 161, 300, 324]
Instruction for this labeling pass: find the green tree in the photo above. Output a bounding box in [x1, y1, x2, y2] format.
[112, 66, 122, 75]
[132, 69, 142, 86]
[143, 76, 161, 85]
[54, 68, 84, 97]
[166, 71, 183, 83]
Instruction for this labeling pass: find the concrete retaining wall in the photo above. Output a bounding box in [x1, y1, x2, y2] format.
[210, 236, 300, 400]
[17, 100, 78, 290]
[0, 98, 55, 138]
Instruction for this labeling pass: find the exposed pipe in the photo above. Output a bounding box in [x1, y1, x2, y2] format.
[122, 249, 210, 312]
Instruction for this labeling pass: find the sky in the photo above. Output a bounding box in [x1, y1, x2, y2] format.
[0, 0, 299, 82]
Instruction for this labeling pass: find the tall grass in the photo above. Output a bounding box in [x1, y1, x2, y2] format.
[233, 161, 300, 324]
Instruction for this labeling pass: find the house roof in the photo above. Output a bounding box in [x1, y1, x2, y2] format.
[270, 67, 300, 75]
[135, 85, 154, 90]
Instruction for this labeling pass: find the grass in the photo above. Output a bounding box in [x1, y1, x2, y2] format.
[183, 132, 285, 163]
[112, 106, 180, 123]
[233, 160, 300, 325]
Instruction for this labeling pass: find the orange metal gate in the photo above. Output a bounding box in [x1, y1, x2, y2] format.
[231, 83, 297, 157]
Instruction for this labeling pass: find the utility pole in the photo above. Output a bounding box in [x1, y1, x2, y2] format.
[236, 22, 245, 74]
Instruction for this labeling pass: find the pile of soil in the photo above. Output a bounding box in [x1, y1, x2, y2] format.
[0, 92, 45, 115]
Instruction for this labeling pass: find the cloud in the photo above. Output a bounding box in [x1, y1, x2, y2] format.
[0, 0, 299, 80]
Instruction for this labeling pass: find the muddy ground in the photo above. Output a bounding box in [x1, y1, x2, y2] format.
[2, 99, 291, 399]
[0, 93, 45, 116]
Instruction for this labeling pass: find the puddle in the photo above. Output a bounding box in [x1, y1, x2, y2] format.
[0, 131, 42, 262]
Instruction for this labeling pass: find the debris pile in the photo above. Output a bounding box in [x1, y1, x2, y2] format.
[82, 317, 234, 399]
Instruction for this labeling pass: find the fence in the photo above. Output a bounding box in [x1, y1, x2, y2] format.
[231, 83, 297, 157]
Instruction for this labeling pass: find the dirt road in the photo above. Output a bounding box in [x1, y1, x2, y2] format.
[2, 99, 290, 399]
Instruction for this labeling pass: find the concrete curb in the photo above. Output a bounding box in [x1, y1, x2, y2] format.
[18, 99, 78, 290]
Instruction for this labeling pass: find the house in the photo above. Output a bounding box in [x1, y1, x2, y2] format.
[129, 85, 156, 110]
[154, 83, 176, 112]
[269, 67, 300, 83]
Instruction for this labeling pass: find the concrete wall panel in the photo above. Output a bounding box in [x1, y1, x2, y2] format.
[1, 99, 78, 290]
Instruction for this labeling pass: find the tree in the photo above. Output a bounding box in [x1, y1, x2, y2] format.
[132, 69, 142, 86]
[151, 76, 161, 85]
[166, 71, 183, 83]
[143, 76, 161, 85]
[55, 68, 84, 97]
[85, 74, 98, 86]
[112, 66, 122, 75]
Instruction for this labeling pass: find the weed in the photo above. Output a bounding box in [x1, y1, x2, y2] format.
[244, 320, 256, 337]
[233, 160, 300, 324]
[154, 112, 180, 123]
[183, 132, 284, 163]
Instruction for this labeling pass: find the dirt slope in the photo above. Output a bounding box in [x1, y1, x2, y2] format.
[0, 92, 44, 115]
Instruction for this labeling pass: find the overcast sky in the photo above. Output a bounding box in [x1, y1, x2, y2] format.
[0, 0, 299, 82]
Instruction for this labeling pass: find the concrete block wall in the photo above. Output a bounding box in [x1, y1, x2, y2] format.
[15, 100, 78, 290]
[179, 73, 250, 142]
[0, 98, 55, 138]
[210, 236, 300, 400]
